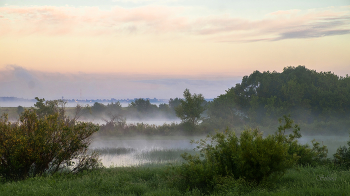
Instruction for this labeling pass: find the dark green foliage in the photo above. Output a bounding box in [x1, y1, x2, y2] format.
[91, 102, 106, 114]
[206, 88, 246, 129]
[16, 106, 24, 115]
[158, 103, 170, 113]
[211, 66, 350, 125]
[275, 115, 329, 167]
[129, 98, 157, 113]
[0, 108, 101, 181]
[34, 97, 66, 119]
[169, 98, 181, 110]
[333, 135, 350, 169]
[175, 89, 206, 127]
[172, 116, 302, 193]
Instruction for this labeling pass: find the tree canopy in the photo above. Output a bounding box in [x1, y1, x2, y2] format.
[175, 89, 206, 126]
[208, 66, 350, 124]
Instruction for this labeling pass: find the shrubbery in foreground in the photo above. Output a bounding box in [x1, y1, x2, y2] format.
[170, 116, 329, 194]
[0, 109, 100, 181]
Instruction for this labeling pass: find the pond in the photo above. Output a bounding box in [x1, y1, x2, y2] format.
[89, 137, 200, 167]
[89, 134, 350, 167]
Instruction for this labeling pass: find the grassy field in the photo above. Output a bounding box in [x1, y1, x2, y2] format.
[1, 145, 350, 195]
[1, 164, 350, 196]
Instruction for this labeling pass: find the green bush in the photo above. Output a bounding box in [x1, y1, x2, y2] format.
[0, 109, 101, 181]
[278, 117, 329, 167]
[172, 116, 302, 193]
[333, 135, 350, 169]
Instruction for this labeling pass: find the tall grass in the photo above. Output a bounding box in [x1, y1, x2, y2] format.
[1, 164, 350, 196]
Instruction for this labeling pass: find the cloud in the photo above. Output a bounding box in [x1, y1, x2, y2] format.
[0, 5, 187, 36]
[0, 5, 349, 41]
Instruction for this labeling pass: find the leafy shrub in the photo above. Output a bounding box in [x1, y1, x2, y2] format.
[0, 109, 101, 181]
[333, 135, 350, 169]
[278, 116, 329, 167]
[172, 116, 302, 193]
[288, 140, 329, 167]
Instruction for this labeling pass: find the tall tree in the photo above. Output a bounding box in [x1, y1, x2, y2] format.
[175, 89, 206, 126]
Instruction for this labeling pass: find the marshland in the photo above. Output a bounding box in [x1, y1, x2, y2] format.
[1, 66, 350, 195]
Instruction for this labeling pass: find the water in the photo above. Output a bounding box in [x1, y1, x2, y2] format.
[90, 135, 350, 167]
[90, 138, 199, 167]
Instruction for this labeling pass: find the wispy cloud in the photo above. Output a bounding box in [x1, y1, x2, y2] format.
[0, 5, 349, 41]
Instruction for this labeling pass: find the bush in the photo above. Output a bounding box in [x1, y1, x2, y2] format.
[278, 116, 329, 167]
[333, 135, 350, 169]
[0, 109, 101, 181]
[172, 116, 302, 193]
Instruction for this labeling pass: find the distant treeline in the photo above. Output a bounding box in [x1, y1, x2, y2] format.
[205, 66, 350, 126]
[3, 65, 350, 135]
[81, 97, 187, 120]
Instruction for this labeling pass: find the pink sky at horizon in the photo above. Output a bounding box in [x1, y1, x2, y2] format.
[1, 5, 350, 76]
[0, 2, 349, 99]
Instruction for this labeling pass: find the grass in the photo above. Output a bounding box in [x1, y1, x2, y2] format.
[94, 147, 198, 167]
[134, 148, 196, 162]
[91, 147, 136, 155]
[1, 164, 350, 196]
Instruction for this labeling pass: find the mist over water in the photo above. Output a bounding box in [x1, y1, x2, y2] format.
[90, 137, 201, 167]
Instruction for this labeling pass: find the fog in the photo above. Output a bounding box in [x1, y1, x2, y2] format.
[90, 136, 203, 167]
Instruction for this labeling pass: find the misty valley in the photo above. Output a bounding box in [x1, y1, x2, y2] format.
[1, 66, 350, 195]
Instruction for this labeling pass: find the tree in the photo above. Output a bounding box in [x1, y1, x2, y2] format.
[91, 102, 106, 114]
[175, 89, 206, 126]
[169, 98, 181, 110]
[34, 97, 66, 119]
[207, 88, 245, 125]
[129, 98, 157, 113]
[17, 105, 24, 115]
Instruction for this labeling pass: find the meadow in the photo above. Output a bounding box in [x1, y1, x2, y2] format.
[1, 158, 350, 195]
[1, 125, 350, 195]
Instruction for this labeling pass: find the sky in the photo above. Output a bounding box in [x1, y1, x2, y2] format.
[0, 0, 349, 100]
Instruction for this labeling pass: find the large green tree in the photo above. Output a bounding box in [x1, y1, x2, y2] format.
[211, 66, 350, 124]
[175, 89, 206, 126]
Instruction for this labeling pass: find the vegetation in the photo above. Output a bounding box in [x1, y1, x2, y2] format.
[0, 100, 101, 181]
[1, 65, 350, 195]
[207, 66, 350, 126]
[0, 164, 349, 196]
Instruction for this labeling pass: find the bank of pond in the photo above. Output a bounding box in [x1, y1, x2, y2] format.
[1, 163, 350, 196]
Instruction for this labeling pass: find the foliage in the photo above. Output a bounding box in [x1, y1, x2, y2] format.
[206, 88, 246, 127]
[98, 121, 187, 136]
[211, 66, 350, 125]
[0, 109, 101, 181]
[34, 97, 66, 119]
[333, 135, 350, 169]
[16, 106, 24, 115]
[91, 102, 107, 114]
[1, 163, 350, 196]
[158, 103, 170, 113]
[129, 98, 157, 113]
[173, 116, 302, 193]
[175, 89, 206, 127]
[274, 115, 329, 167]
[169, 98, 181, 110]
